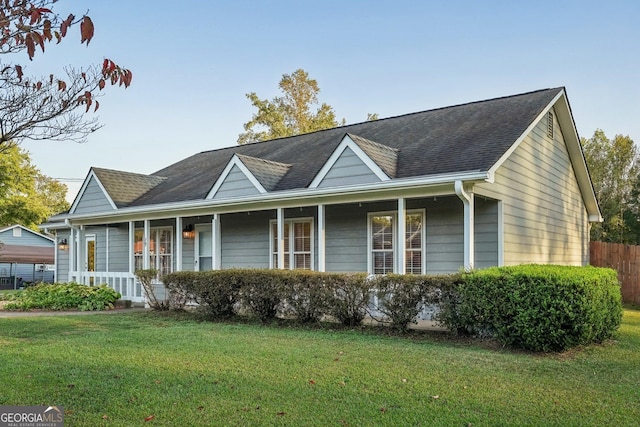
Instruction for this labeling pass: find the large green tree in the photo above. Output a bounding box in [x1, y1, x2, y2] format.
[238, 69, 341, 144]
[0, 0, 132, 151]
[0, 145, 68, 229]
[582, 129, 639, 243]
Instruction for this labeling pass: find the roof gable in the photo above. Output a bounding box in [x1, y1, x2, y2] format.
[309, 134, 393, 188]
[0, 225, 54, 245]
[69, 168, 166, 214]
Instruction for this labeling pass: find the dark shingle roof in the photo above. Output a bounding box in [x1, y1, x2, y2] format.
[127, 88, 562, 206]
[235, 154, 291, 191]
[92, 167, 166, 208]
[347, 133, 398, 178]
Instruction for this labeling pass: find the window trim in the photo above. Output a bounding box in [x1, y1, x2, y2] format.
[269, 217, 315, 270]
[367, 209, 426, 275]
[134, 226, 174, 275]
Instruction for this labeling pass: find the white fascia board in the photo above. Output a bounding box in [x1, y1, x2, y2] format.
[59, 170, 490, 225]
[68, 169, 117, 213]
[309, 134, 390, 188]
[206, 154, 267, 199]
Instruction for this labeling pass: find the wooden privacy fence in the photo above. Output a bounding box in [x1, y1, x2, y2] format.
[590, 241, 640, 305]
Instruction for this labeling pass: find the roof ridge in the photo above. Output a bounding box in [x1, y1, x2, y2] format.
[235, 153, 291, 168]
[192, 87, 564, 155]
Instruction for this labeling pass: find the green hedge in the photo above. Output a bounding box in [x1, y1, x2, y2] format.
[437, 265, 622, 352]
[162, 266, 622, 352]
[4, 282, 121, 311]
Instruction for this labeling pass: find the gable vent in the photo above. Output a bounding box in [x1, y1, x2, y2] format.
[547, 111, 554, 139]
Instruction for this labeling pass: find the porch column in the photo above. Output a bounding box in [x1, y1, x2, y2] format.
[212, 214, 221, 270]
[68, 227, 75, 281]
[143, 220, 150, 270]
[128, 221, 135, 274]
[455, 181, 475, 270]
[318, 204, 326, 272]
[397, 197, 406, 274]
[277, 208, 285, 269]
[76, 226, 83, 278]
[175, 217, 183, 271]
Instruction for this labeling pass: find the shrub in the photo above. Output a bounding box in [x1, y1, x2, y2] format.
[280, 270, 333, 323]
[325, 273, 369, 327]
[371, 274, 460, 332]
[437, 265, 623, 352]
[164, 271, 240, 319]
[135, 269, 170, 310]
[4, 283, 121, 311]
[238, 269, 285, 322]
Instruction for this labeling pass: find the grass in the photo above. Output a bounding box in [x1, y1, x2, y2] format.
[0, 310, 638, 426]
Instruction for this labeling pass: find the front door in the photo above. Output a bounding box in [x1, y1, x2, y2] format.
[195, 226, 212, 271]
[85, 235, 96, 285]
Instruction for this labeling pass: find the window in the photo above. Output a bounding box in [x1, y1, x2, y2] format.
[271, 219, 313, 270]
[134, 227, 173, 276]
[368, 210, 424, 274]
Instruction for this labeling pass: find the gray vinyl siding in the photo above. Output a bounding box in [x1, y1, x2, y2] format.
[55, 230, 70, 281]
[85, 226, 107, 271]
[325, 204, 370, 272]
[107, 225, 130, 272]
[317, 147, 382, 188]
[213, 165, 261, 199]
[181, 235, 195, 271]
[474, 198, 499, 269]
[424, 197, 465, 274]
[0, 228, 53, 246]
[476, 109, 589, 266]
[73, 177, 114, 214]
[220, 211, 271, 268]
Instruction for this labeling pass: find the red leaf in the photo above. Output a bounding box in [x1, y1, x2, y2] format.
[98, 78, 105, 90]
[81, 72, 86, 82]
[25, 33, 35, 59]
[60, 14, 74, 38]
[32, 31, 44, 53]
[309, 379, 316, 385]
[80, 16, 93, 45]
[29, 8, 41, 25]
[57, 80, 66, 91]
[144, 415, 155, 422]
[36, 81, 42, 90]
[43, 19, 52, 41]
[276, 412, 286, 416]
[15, 65, 23, 81]
[94, 100, 100, 112]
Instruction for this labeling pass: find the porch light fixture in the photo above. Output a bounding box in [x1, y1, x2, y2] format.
[58, 238, 68, 251]
[182, 224, 195, 240]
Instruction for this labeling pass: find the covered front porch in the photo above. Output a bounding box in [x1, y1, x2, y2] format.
[55, 181, 501, 304]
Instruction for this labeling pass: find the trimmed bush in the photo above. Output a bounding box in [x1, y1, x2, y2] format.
[280, 270, 333, 323]
[238, 269, 285, 322]
[4, 282, 121, 311]
[437, 265, 623, 352]
[325, 273, 369, 327]
[371, 273, 461, 332]
[164, 271, 240, 319]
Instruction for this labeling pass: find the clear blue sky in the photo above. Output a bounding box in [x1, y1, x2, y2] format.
[18, 0, 640, 202]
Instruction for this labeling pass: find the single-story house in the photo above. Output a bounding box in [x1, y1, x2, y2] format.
[0, 225, 55, 288]
[42, 87, 601, 303]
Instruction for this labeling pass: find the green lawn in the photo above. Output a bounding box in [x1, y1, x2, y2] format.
[0, 309, 639, 427]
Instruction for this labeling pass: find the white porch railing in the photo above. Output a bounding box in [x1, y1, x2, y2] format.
[70, 271, 145, 303]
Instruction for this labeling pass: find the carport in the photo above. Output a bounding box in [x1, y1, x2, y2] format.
[0, 244, 54, 289]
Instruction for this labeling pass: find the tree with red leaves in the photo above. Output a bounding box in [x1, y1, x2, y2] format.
[0, 0, 132, 151]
